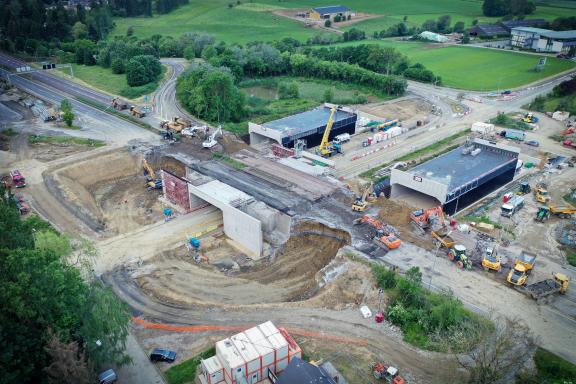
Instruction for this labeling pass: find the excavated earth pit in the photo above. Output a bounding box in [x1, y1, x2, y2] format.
[126, 221, 376, 308]
[47, 149, 163, 237]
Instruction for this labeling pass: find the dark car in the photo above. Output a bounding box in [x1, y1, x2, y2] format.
[526, 140, 540, 147]
[150, 348, 177, 363]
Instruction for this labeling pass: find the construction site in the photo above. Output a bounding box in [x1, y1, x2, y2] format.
[2, 67, 576, 384]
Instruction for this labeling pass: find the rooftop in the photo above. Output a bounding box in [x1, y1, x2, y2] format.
[500, 19, 546, 29]
[277, 357, 337, 384]
[408, 140, 519, 192]
[512, 27, 576, 39]
[312, 5, 351, 15]
[262, 106, 355, 136]
[471, 24, 508, 35]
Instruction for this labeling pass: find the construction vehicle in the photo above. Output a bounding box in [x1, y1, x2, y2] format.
[142, 159, 162, 190]
[111, 97, 128, 110]
[448, 244, 471, 269]
[410, 206, 444, 232]
[14, 195, 30, 215]
[333, 132, 350, 145]
[533, 183, 550, 203]
[354, 215, 401, 250]
[517, 182, 531, 195]
[514, 273, 569, 302]
[352, 182, 374, 212]
[370, 362, 406, 384]
[10, 170, 26, 188]
[481, 246, 501, 272]
[186, 237, 209, 263]
[522, 113, 539, 124]
[129, 106, 146, 118]
[431, 228, 456, 249]
[202, 126, 221, 149]
[160, 116, 192, 133]
[501, 195, 524, 217]
[507, 251, 537, 285]
[316, 106, 343, 158]
[536, 205, 576, 221]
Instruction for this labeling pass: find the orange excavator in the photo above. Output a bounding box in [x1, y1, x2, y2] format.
[410, 206, 444, 232]
[354, 215, 401, 249]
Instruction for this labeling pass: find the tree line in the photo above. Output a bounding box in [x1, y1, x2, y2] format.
[482, 0, 536, 17]
[0, 193, 131, 384]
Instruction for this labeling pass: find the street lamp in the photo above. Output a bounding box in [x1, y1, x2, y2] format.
[428, 230, 452, 290]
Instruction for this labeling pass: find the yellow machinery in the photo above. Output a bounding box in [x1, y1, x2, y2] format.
[534, 183, 550, 203]
[316, 107, 342, 158]
[507, 264, 528, 286]
[142, 159, 162, 190]
[536, 205, 576, 221]
[352, 182, 374, 212]
[481, 247, 501, 272]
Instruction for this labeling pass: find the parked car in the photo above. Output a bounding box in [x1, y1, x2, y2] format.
[150, 348, 177, 363]
[98, 369, 117, 384]
[526, 140, 540, 147]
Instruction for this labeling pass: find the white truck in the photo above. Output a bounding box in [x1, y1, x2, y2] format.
[501, 195, 524, 217]
[333, 133, 351, 145]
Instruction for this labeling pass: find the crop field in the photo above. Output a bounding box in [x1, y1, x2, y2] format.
[332, 40, 575, 90]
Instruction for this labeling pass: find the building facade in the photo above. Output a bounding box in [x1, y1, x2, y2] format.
[511, 27, 576, 53]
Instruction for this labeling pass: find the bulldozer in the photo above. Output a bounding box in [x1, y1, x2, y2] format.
[481, 246, 501, 272]
[448, 244, 471, 269]
[352, 182, 375, 212]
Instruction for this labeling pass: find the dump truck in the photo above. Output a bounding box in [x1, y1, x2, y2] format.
[111, 98, 128, 111]
[15, 195, 30, 215]
[10, 170, 26, 188]
[533, 183, 551, 203]
[507, 251, 537, 286]
[431, 228, 456, 249]
[514, 273, 569, 302]
[370, 362, 406, 384]
[129, 106, 146, 118]
[501, 195, 524, 217]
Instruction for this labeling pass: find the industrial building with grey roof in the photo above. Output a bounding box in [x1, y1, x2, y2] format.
[391, 139, 519, 214]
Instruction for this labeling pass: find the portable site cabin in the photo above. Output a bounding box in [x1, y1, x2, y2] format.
[200, 321, 301, 384]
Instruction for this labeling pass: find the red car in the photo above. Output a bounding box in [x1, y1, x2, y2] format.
[564, 140, 576, 149]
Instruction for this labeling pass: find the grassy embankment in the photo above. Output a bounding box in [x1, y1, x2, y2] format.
[28, 134, 106, 147]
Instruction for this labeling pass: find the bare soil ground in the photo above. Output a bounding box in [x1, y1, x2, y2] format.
[360, 98, 433, 127]
[29, 141, 94, 162]
[272, 9, 381, 29]
[130, 221, 362, 308]
[51, 149, 163, 237]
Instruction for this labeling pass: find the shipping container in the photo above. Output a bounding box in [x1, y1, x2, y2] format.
[471, 122, 495, 135]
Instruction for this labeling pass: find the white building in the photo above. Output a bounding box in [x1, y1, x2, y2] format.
[200, 321, 302, 384]
[511, 27, 576, 53]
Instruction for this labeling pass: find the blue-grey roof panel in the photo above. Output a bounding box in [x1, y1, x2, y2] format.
[313, 5, 351, 15]
[263, 107, 355, 135]
[408, 144, 517, 191]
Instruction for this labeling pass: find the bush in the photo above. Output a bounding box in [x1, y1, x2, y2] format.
[323, 87, 334, 102]
[278, 82, 299, 99]
[372, 265, 397, 289]
[324, 19, 332, 28]
[111, 58, 125, 74]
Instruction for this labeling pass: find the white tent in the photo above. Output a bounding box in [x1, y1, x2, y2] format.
[419, 31, 449, 43]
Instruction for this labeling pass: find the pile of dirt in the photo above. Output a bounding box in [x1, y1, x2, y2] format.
[131, 221, 357, 308]
[220, 134, 249, 154]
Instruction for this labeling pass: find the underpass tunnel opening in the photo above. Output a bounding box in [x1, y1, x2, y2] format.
[389, 184, 442, 210]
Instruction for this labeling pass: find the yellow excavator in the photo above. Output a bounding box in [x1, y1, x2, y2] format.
[316, 106, 342, 158]
[352, 182, 374, 212]
[142, 159, 162, 190]
[533, 183, 550, 203]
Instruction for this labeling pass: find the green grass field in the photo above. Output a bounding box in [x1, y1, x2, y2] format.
[332, 40, 575, 90]
[59, 64, 128, 95]
[112, 0, 576, 43]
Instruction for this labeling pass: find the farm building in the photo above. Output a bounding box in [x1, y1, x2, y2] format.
[499, 19, 546, 32]
[199, 321, 302, 384]
[390, 139, 519, 214]
[249, 105, 357, 148]
[511, 27, 576, 53]
[308, 5, 351, 21]
[469, 24, 508, 37]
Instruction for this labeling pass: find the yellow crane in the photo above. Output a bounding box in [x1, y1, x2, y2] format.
[316, 106, 342, 158]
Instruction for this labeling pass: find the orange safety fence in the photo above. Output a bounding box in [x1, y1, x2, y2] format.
[131, 317, 368, 346]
